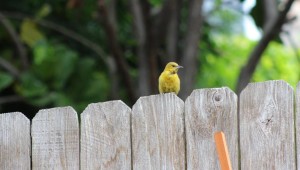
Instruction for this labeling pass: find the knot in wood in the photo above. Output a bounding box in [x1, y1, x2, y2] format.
[214, 95, 222, 101]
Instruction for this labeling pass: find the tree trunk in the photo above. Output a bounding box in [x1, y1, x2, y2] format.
[180, 0, 204, 99]
[130, 0, 150, 96]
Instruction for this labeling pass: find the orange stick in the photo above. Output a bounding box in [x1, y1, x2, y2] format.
[214, 131, 232, 170]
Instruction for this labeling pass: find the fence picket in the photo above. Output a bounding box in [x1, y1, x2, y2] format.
[132, 93, 185, 169]
[296, 82, 300, 168]
[240, 80, 295, 169]
[0, 112, 30, 170]
[31, 106, 79, 170]
[1, 80, 300, 169]
[185, 87, 238, 170]
[80, 101, 131, 170]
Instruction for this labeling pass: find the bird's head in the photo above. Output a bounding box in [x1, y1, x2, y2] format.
[164, 62, 183, 74]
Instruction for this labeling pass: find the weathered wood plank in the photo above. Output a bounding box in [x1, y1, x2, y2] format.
[80, 100, 131, 170]
[132, 93, 185, 169]
[185, 87, 238, 170]
[31, 106, 79, 170]
[296, 82, 300, 168]
[240, 80, 295, 169]
[0, 112, 30, 170]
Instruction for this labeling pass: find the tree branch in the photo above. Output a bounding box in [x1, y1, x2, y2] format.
[262, 0, 278, 31]
[2, 11, 107, 62]
[236, 0, 295, 94]
[0, 95, 23, 104]
[98, 0, 137, 102]
[39, 20, 107, 60]
[0, 57, 20, 78]
[0, 11, 28, 70]
[106, 56, 119, 99]
[107, 0, 117, 31]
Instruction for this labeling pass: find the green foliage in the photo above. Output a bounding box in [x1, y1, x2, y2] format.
[36, 4, 52, 20]
[32, 41, 78, 89]
[0, 0, 298, 115]
[0, 72, 14, 91]
[16, 72, 50, 106]
[198, 36, 253, 89]
[253, 42, 299, 86]
[198, 35, 299, 90]
[148, 0, 162, 7]
[15, 40, 109, 112]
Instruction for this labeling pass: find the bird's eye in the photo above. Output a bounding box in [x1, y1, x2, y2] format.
[172, 65, 176, 67]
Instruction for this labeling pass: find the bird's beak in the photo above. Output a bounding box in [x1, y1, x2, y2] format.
[176, 65, 183, 69]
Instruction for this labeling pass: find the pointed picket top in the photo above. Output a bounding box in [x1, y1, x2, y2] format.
[31, 106, 79, 169]
[80, 100, 131, 170]
[132, 93, 185, 169]
[240, 80, 295, 169]
[0, 112, 31, 170]
[185, 87, 238, 170]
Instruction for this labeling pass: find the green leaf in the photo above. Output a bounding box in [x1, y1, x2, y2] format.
[17, 72, 48, 98]
[215, 0, 222, 7]
[0, 72, 13, 91]
[20, 19, 45, 47]
[52, 46, 78, 89]
[36, 4, 52, 20]
[33, 42, 48, 65]
[30, 92, 56, 106]
[32, 42, 78, 89]
[148, 0, 162, 7]
[53, 92, 72, 107]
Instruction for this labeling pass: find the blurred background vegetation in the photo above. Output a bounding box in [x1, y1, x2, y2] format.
[0, 0, 299, 119]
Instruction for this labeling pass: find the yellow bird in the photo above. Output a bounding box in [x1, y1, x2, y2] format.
[159, 62, 183, 95]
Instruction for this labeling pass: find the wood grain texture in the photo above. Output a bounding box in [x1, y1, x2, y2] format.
[296, 82, 300, 168]
[132, 93, 185, 169]
[31, 106, 79, 170]
[185, 87, 238, 170]
[0, 112, 30, 170]
[80, 100, 131, 170]
[240, 80, 295, 169]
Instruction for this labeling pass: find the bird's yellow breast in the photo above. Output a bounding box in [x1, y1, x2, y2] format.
[158, 71, 180, 95]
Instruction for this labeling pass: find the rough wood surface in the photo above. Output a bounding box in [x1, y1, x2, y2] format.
[0, 112, 30, 170]
[240, 80, 295, 169]
[296, 82, 300, 168]
[132, 93, 185, 169]
[31, 106, 79, 170]
[185, 87, 238, 170]
[80, 100, 131, 170]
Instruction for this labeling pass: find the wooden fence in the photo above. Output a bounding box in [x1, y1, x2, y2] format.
[0, 80, 299, 169]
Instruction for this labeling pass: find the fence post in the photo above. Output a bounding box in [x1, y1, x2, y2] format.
[31, 106, 79, 169]
[0, 112, 30, 170]
[240, 80, 295, 169]
[80, 101, 131, 170]
[185, 87, 238, 169]
[132, 93, 185, 169]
